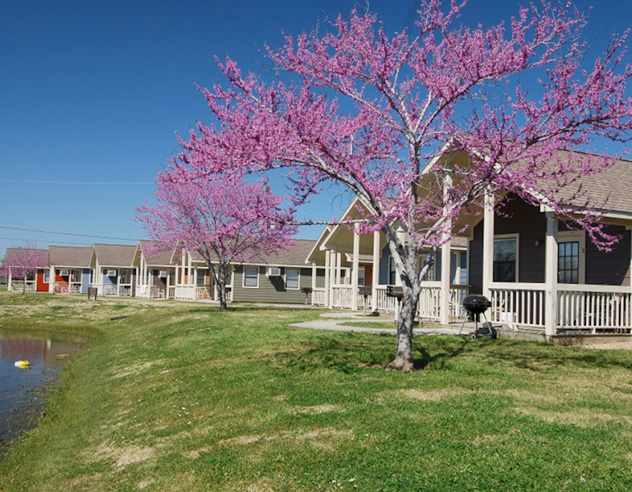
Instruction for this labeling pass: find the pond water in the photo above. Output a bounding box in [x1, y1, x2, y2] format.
[0, 329, 85, 452]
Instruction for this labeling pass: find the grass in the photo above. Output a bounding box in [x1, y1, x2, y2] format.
[2, 292, 632, 490]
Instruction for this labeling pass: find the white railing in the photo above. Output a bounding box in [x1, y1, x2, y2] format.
[312, 288, 326, 306]
[150, 286, 166, 299]
[449, 285, 470, 320]
[489, 283, 546, 328]
[331, 284, 353, 309]
[557, 285, 632, 333]
[102, 284, 118, 296]
[375, 286, 397, 313]
[174, 285, 196, 301]
[168, 286, 175, 299]
[11, 281, 36, 292]
[119, 286, 133, 297]
[418, 283, 441, 320]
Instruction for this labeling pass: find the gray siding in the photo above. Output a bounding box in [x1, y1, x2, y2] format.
[232, 266, 316, 304]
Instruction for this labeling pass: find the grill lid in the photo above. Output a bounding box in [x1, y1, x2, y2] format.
[462, 294, 492, 314]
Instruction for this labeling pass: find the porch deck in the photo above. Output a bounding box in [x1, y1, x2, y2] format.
[313, 282, 632, 337]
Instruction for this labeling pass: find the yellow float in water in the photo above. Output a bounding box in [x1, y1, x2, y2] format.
[14, 360, 30, 369]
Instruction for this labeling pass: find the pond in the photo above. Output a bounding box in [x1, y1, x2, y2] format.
[0, 329, 86, 452]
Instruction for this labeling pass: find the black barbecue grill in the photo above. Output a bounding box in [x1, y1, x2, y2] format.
[460, 294, 497, 339]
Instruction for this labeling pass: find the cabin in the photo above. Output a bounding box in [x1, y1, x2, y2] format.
[4, 248, 49, 293]
[90, 244, 138, 297]
[48, 246, 93, 294]
[135, 241, 177, 299]
[171, 240, 326, 304]
[311, 150, 632, 340]
[307, 200, 470, 320]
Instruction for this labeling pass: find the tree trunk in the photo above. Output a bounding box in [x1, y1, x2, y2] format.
[387, 286, 420, 371]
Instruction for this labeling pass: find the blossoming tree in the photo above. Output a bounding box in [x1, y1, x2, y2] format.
[1, 243, 48, 293]
[182, 0, 632, 369]
[137, 165, 296, 310]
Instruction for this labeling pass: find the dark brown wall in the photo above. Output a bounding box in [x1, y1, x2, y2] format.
[469, 195, 631, 291]
[585, 225, 630, 286]
[469, 197, 546, 293]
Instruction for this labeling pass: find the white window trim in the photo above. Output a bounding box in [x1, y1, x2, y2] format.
[243, 265, 259, 288]
[558, 230, 586, 284]
[285, 268, 300, 290]
[493, 233, 520, 282]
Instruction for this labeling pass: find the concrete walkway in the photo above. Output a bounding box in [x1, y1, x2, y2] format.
[291, 311, 468, 336]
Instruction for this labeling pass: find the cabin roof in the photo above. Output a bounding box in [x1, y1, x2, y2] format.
[49, 246, 92, 268]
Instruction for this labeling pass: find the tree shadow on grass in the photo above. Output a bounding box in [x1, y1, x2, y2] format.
[414, 337, 471, 370]
[274, 334, 476, 372]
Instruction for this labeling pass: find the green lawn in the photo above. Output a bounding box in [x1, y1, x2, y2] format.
[1, 292, 632, 491]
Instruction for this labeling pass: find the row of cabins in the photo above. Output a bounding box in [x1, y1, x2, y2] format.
[5, 152, 632, 339]
[4, 240, 324, 305]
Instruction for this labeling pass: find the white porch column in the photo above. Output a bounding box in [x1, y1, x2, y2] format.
[482, 192, 495, 299]
[544, 211, 559, 339]
[187, 253, 193, 285]
[324, 249, 331, 308]
[336, 252, 342, 285]
[49, 266, 55, 293]
[371, 231, 380, 311]
[440, 241, 452, 325]
[440, 173, 453, 325]
[351, 225, 360, 311]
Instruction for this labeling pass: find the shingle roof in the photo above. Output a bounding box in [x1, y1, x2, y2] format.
[186, 239, 317, 267]
[93, 244, 138, 267]
[138, 241, 176, 266]
[49, 246, 92, 268]
[250, 239, 316, 266]
[550, 151, 632, 215]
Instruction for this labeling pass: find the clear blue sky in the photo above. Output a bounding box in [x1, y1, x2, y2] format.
[0, 0, 629, 255]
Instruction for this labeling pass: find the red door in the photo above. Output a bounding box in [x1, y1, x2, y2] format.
[36, 269, 49, 292]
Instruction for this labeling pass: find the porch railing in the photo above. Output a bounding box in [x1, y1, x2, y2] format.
[557, 285, 632, 333]
[489, 283, 546, 328]
[375, 286, 397, 313]
[150, 286, 166, 299]
[331, 284, 353, 309]
[174, 285, 196, 301]
[312, 288, 326, 306]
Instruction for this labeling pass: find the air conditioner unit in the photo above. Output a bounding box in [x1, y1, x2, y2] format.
[59, 269, 69, 277]
[266, 267, 282, 277]
[158, 270, 168, 278]
[106, 270, 117, 277]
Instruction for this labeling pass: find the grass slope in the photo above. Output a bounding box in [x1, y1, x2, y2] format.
[1, 293, 632, 491]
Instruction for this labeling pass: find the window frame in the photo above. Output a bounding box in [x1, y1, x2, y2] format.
[493, 233, 520, 283]
[243, 265, 259, 288]
[558, 230, 586, 284]
[285, 268, 300, 290]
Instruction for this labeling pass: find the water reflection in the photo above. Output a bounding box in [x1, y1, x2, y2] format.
[0, 329, 85, 452]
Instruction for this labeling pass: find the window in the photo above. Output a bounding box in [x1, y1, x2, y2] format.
[196, 270, 207, 286]
[120, 269, 131, 284]
[493, 235, 518, 282]
[286, 268, 299, 289]
[357, 266, 365, 286]
[244, 266, 259, 288]
[558, 231, 585, 284]
[44, 269, 50, 283]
